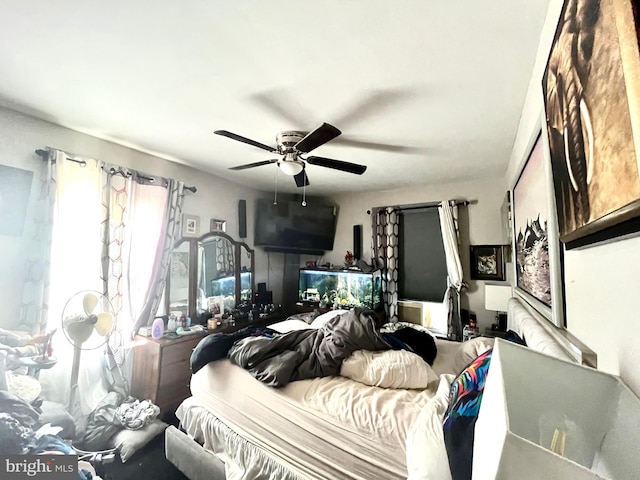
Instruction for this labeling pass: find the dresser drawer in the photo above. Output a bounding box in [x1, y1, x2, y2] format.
[159, 358, 192, 389]
[131, 334, 205, 414]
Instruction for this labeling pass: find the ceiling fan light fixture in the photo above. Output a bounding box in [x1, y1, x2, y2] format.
[279, 159, 304, 176]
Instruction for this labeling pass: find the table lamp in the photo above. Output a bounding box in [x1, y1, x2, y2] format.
[484, 284, 512, 331]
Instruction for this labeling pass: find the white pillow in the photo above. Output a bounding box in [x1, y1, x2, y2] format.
[111, 419, 168, 463]
[406, 374, 454, 480]
[267, 319, 313, 334]
[340, 349, 438, 389]
[309, 309, 348, 329]
[454, 337, 495, 373]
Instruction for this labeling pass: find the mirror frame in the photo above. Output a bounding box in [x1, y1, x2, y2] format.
[165, 231, 255, 320]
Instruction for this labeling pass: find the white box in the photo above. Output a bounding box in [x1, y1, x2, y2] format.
[473, 339, 640, 480]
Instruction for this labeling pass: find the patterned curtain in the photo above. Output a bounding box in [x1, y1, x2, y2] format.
[216, 237, 235, 276]
[438, 200, 466, 341]
[100, 166, 186, 342]
[371, 207, 400, 322]
[40, 152, 185, 407]
[18, 150, 56, 335]
[101, 165, 185, 398]
[131, 178, 185, 335]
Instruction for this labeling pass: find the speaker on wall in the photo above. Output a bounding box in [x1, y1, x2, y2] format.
[238, 199, 247, 238]
[353, 224, 362, 260]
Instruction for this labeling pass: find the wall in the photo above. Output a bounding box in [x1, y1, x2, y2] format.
[507, 0, 640, 396]
[0, 106, 268, 329]
[327, 177, 511, 330]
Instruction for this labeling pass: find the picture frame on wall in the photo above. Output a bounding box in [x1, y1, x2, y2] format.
[542, 0, 640, 248]
[470, 245, 506, 281]
[210, 218, 226, 233]
[511, 121, 565, 327]
[182, 214, 200, 238]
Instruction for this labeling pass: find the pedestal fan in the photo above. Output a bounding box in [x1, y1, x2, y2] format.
[60, 291, 115, 411]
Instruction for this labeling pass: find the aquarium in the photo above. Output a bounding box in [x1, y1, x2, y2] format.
[210, 271, 252, 310]
[298, 268, 382, 310]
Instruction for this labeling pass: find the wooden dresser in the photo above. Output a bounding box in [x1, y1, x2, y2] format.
[131, 333, 206, 414]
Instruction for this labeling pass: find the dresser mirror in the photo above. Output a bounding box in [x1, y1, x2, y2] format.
[167, 240, 191, 316]
[165, 231, 254, 323]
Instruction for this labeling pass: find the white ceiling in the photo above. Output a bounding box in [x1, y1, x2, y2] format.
[0, 1, 551, 195]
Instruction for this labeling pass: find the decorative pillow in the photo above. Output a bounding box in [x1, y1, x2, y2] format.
[454, 337, 494, 373]
[406, 375, 455, 480]
[443, 349, 493, 480]
[340, 349, 438, 389]
[111, 419, 168, 463]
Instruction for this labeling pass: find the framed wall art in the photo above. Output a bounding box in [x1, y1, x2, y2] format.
[470, 245, 506, 281]
[542, 0, 640, 248]
[182, 214, 200, 238]
[511, 124, 565, 327]
[210, 218, 226, 233]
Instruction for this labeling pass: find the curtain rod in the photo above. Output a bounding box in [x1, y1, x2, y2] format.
[35, 148, 197, 193]
[366, 200, 469, 215]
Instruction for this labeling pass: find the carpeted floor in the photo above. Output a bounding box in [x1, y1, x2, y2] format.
[96, 429, 189, 480]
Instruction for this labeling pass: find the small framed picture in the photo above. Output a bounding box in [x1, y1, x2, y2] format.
[182, 214, 200, 238]
[470, 245, 506, 281]
[210, 218, 226, 232]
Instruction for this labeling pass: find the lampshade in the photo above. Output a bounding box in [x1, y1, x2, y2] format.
[279, 158, 304, 176]
[473, 339, 640, 479]
[484, 284, 512, 312]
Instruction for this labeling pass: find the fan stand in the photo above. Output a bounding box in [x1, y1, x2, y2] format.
[68, 344, 82, 412]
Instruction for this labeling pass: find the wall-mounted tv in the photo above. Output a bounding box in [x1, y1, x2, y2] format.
[254, 198, 338, 254]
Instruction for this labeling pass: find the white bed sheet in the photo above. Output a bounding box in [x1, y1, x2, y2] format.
[177, 338, 462, 480]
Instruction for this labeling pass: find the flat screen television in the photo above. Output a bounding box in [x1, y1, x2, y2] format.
[254, 198, 338, 254]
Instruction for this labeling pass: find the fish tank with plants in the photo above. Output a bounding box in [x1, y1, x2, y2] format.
[298, 268, 382, 310]
[209, 271, 253, 309]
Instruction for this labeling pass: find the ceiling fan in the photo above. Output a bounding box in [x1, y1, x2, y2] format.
[214, 123, 367, 187]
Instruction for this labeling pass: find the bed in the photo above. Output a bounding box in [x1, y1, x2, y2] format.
[166, 298, 578, 480]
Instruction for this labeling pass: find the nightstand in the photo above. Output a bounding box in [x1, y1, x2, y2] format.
[130, 333, 206, 414]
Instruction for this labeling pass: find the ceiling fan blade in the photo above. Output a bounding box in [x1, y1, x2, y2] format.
[332, 137, 425, 153]
[306, 156, 367, 175]
[294, 169, 310, 187]
[333, 89, 415, 128]
[229, 159, 278, 171]
[249, 91, 308, 126]
[295, 123, 341, 153]
[214, 130, 278, 153]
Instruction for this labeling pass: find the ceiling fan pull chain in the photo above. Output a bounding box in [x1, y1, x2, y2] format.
[273, 164, 279, 205]
[302, 179, 307, 206]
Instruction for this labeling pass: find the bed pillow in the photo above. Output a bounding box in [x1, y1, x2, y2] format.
[454, 337, 494, 373]
[443, 349, 493, 480]
[340, 349, 438, 389]
[309, 309, 348, 329]
[267, 319, 314, 334]
[406, 375, 454, 480]
[111, 419, 168, 463]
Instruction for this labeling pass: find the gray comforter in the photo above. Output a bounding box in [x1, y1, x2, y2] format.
[228, 308, 389, 387]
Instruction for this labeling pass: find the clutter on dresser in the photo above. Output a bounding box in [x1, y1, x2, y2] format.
[462, 315, 480, 341]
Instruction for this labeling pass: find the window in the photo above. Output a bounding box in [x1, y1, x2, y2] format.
[398, 208, 447, 302]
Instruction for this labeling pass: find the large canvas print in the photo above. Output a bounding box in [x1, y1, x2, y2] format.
[513, 133, 552, 307]
[543, 0, 640, 245]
